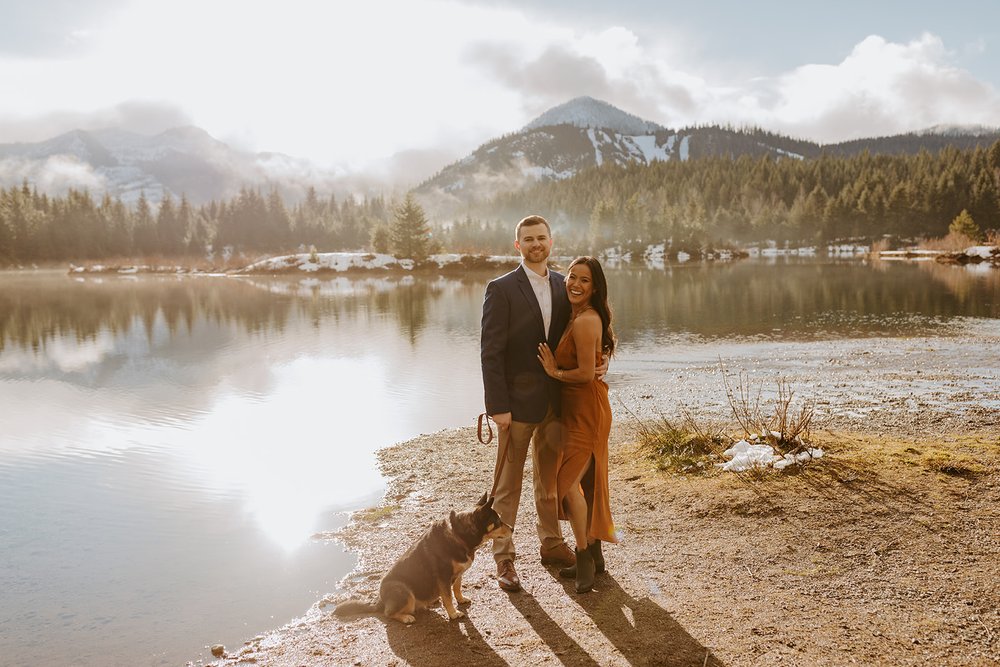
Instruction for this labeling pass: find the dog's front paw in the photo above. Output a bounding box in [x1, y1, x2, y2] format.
[400, 614, 416, 624]
[447, 609, 466, 620]
[456, 594, 471, 606]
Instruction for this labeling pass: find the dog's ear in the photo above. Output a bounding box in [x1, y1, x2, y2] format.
[450, 510, 457, 526]
[477, 492, 488, 507]
[485, 495, 495, 509]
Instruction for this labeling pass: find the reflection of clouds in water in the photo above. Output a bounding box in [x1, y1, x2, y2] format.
[0, 275, 479, 548]
[0, 330, 120, 373]
[83, 357, 390, 551]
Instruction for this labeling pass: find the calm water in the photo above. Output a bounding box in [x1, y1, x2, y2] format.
[1, 257, 998, 665]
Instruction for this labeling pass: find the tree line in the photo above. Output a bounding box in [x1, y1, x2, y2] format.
[0, 184, 392, 264]
[2, 139, 999, 264]
[483, 140, 1000, 253]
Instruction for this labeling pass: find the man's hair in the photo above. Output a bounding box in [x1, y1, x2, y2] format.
[515, 214, 551, 240]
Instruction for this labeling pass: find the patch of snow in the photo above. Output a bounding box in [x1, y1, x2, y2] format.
[774, 147, 804, 160]
[719, 439, 824, 472]
[679, 135, 690, 161]
[587, 128, 604, 166]
[627, 135, 671, 163]
[828, 244, 870, 255]
[965, 245, 999, 259]
[879, 249, 943, 257]
[522, 165, 576, 180]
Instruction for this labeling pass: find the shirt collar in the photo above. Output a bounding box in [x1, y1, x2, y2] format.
[521, 261, 549, 283]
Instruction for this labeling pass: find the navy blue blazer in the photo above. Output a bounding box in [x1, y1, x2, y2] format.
[481, 265, 571, 423]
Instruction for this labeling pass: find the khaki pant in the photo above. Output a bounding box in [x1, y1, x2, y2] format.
[491, 406, 565, 563]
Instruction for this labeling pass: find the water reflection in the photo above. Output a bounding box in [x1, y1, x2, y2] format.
[607, 258, 998, 341]
[0, 271, 491, 666]
[0, 259, 997, 666]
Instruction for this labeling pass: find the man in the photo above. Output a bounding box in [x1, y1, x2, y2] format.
[480, 214, 576, 593]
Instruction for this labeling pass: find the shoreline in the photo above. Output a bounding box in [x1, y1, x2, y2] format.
[195, 321, 1000, 666]
[199, 401, 999, 666]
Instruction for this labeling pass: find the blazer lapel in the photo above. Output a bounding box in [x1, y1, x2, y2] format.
[547, 271, 568, 348]
[516, 265, 546, 339]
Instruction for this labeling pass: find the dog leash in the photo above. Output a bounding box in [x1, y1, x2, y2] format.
[477, 412, 494, 445]
[478, 413, 510, 498]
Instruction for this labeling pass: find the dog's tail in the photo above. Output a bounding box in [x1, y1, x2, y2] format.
[333, 598, 383, 616]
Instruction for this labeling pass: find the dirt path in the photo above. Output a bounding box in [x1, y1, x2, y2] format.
[200, 412, 999, 666]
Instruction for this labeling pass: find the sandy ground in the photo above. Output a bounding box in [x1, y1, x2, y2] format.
[196, 328, 1000, 667]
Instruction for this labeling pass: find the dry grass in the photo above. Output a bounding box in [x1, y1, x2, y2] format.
[870, 237, 894, 255]
[355, 504, 400, 522]
[820, 431, 998, 475]
[628, 409, 729, 473]
[918, 231, 981, 252]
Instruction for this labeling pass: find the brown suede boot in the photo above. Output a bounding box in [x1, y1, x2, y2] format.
[559, 540, 606, 578]
[590, 540, 605, 574]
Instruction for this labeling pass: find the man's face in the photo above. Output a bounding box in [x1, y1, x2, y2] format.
[514, 223, 552, 264]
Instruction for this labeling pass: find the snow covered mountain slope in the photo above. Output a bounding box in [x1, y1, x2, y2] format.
[414, 96, 1000, 217]
[414, 97, 809, 214]
[523, 96, 664, 135]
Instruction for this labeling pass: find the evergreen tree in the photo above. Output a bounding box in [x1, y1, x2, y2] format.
[988, 139, 1000, 208]
[389, 194, 432, 260]
[948, 209, 981, 241]
[157, 194, 186, 255]
[371, 223, 391, 253]
[133, 192, 158, 255]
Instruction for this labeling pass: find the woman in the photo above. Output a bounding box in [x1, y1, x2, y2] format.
[537, 256, 617, 594]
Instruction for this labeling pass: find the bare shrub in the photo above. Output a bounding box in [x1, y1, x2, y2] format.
[870, 237, 892, 256]
[721, 366, 815, 454]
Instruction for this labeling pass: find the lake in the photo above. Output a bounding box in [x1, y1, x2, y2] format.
[1, 257, 998, 666]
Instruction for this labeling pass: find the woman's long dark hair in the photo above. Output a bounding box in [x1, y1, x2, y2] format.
[568, 256, 616, 357]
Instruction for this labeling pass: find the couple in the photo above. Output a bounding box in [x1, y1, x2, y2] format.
[481, 214, 616, 595]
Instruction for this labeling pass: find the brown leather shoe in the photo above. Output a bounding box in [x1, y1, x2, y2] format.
[496, 559, 521, 592]
[539, 542, 576, 568]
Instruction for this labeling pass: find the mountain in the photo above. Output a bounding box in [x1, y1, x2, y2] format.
[0, 126, 315, 204]
[414, 97, 1000, 217]
[4, 97, 999, 210]
[523, 96, 664, 135]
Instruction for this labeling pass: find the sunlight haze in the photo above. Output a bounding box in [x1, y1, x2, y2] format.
[1, 0, 999, 181]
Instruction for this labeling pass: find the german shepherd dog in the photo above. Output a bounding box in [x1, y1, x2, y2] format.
[334, 493, 511, 624]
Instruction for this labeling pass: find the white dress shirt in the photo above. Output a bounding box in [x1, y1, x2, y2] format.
[522, 262, 552, 339]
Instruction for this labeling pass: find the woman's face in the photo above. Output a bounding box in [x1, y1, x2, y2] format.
[566, 262, 594, 308]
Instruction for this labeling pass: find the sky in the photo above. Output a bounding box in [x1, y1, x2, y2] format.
[2, 0, 1000, 183]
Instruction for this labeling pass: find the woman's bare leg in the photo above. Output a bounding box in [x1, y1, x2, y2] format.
[564, 462, 590, 549]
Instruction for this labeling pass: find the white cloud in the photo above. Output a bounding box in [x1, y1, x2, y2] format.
[0, 101, 192, 144]
[471, 28, 1000, 143]
[0, 1, 997, 176]
[748, 33, 1000, 141]
[0, 155, 108, 193]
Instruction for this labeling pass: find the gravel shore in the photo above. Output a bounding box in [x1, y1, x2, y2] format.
[198, 326, 1000, 667]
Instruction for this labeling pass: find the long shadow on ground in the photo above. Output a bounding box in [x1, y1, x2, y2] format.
[512, 572, 725, 667]
[384, 607, 508, 666]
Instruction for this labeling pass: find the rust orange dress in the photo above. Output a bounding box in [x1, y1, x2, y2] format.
[554, 314, 617, 544]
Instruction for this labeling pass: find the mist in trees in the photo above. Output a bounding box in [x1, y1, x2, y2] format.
[2, 139, 998, 265]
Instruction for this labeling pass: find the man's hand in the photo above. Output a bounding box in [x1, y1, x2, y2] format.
[491, 412, 512, 431]
[596, 354, 610, 381]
